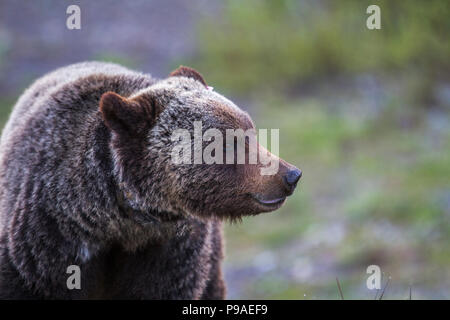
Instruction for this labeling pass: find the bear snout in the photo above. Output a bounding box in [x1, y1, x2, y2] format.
[249, 161, 301, 213]
[282, 168, 302, 195]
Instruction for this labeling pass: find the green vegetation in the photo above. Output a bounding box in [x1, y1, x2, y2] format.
[189, 0, 450, 299]
[192, 0, 450, 100]
[0, 98, 15, 131]
[223, 86, 449, 299]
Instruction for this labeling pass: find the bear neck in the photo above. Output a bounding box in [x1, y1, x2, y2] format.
[76, 117, 193, 250]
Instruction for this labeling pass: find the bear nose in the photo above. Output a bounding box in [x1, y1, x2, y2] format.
[283, 169, 302, 193]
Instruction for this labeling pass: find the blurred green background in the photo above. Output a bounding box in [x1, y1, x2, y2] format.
[0, 0, 449, 299]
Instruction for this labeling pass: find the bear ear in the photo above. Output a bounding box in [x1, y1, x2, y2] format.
[99, 92, 163, 136]
[169, 66, 207, 88]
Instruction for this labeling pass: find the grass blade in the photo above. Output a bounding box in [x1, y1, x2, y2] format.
[336, 277, 344, 300]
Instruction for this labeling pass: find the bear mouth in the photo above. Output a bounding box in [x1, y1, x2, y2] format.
[252, 194, 286, 211]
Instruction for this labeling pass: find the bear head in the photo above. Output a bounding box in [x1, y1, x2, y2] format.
[99, 66, 301, 221]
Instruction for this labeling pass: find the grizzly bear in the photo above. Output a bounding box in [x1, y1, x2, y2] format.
[0, 62, 301, 299]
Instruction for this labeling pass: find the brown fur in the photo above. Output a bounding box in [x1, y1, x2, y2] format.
[169, 65, 208, 88]
[0, 62, 300, 299]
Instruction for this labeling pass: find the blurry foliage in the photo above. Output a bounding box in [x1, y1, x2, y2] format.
[0, 33, 10, 71]
[94, 53, 138, 69]
[203, 0, 450, 299]
[225, 92, 450, 298]
[193, 0, 450, 98]
[0, 98, 15, 132]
